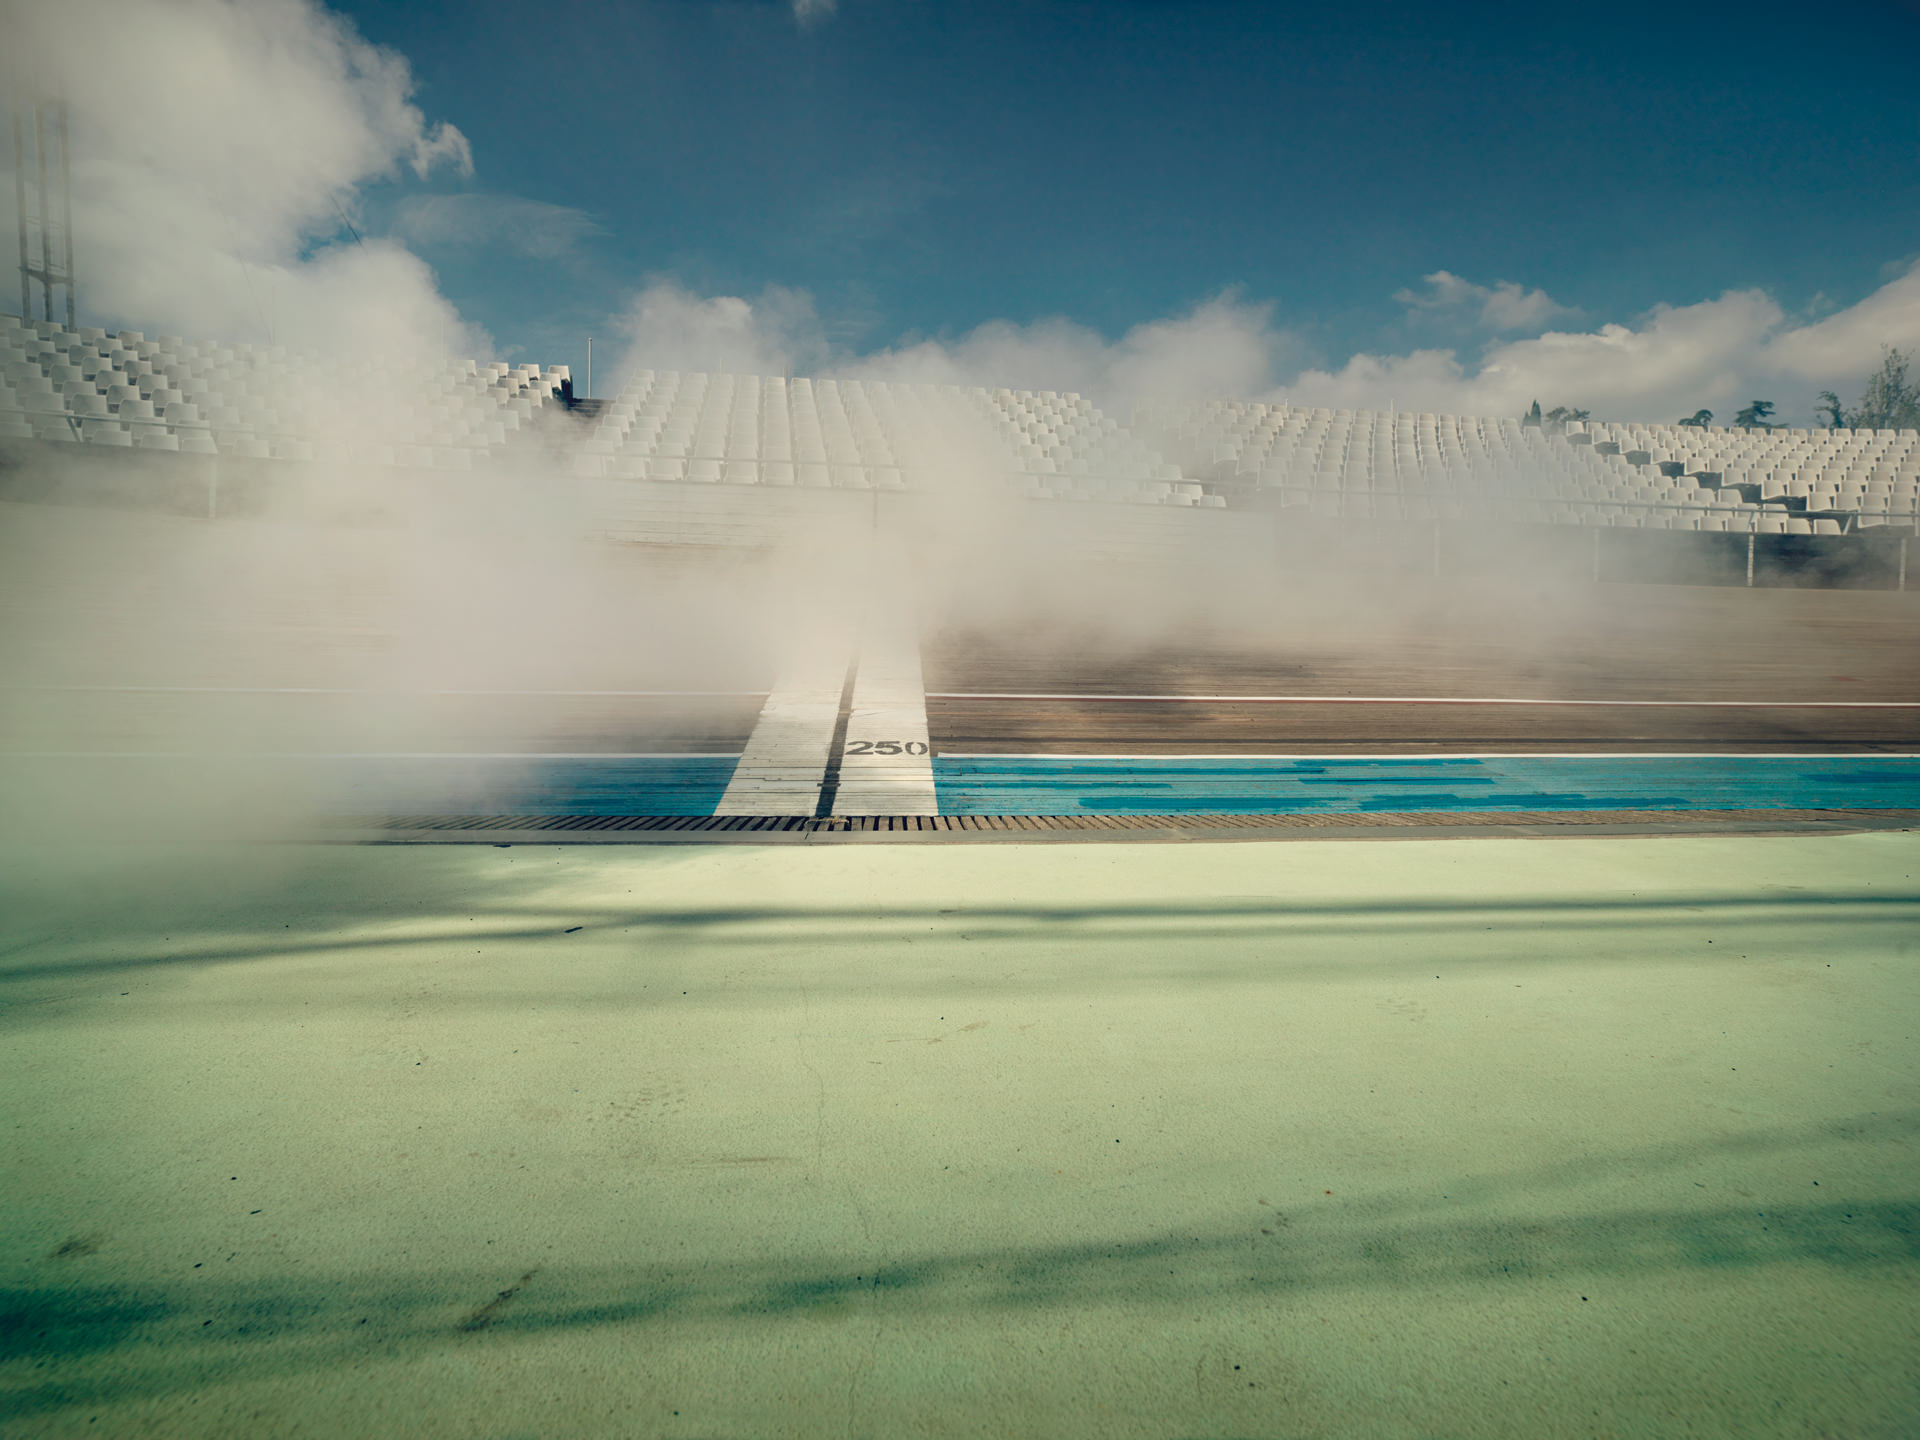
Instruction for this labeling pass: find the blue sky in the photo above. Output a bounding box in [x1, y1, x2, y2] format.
[332, 0, 1920, 395]
[11, 0, 1918, 421]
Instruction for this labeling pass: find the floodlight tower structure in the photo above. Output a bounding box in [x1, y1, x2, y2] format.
[12, 95, 76, 328]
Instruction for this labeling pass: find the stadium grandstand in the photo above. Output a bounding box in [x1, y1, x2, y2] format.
[0, 312, 573, 465]
[1138, 400, 1920, 533]
[6, 311, 1916, 535]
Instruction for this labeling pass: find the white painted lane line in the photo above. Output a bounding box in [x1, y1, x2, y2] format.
[928, 693, 1920, 708]
[714, 651, 853, 816]
[5, 686, 770, 697]
[833, 608, 936, 817]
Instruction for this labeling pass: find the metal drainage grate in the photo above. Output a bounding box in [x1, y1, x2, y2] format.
[330, 808, 1920, 836]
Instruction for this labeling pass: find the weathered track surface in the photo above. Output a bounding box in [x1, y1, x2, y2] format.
[925, 583, 1920, 754]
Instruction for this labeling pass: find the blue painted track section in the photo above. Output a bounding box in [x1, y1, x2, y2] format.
[310, 756, 741, 816]
[933, 755, 1920, 816]
[9, 755, 742, 817]
[16, 753, 1918, 819]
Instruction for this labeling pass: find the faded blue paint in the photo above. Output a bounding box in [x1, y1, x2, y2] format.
[9, 755, 742, 818]
[932, 755, 1920, 816]
[18, 752, 1918, 819]
[310, 756, 743, 816]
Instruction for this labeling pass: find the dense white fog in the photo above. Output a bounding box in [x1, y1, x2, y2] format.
[1, 0, 1916, 850]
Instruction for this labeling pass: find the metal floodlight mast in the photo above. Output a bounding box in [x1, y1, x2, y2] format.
[35, 103, 52, 321]
[11, 100, 28, 320]
[57, 98, 74, 330]
[12, 95, 76, 327]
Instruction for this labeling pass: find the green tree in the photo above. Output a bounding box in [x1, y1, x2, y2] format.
[1522, 399, 1544, 428]
[1820, 348, 1920, 430]
[1732, 400, 1776, 430]
[1677, 409, 1713, 428]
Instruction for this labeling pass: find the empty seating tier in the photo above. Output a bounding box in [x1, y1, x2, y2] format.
[572, 370, 1194, 507]
[3, 311, 1914, 530]
[1128, 400, 1918, 533]
[0, 312, 569, 470]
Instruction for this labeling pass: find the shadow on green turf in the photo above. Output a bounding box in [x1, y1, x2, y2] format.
[7, 1110, 1917, 1417]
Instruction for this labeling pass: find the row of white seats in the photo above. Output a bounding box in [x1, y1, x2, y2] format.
[1139, 402, 1711, 505]
[1574, 421, 1917, 486]
[1137, 398, 1918, 525]
[575, 370, 1190, 505]
[0, 313, 570, 460]
[1585, 419, 1915, 445]
[1274, 493, 1867, 533]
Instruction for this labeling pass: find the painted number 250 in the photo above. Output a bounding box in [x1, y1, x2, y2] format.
[845, 740, 929, 756]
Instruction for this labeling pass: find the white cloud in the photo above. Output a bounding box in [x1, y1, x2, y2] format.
[1289, 264, 1920, 424]
[393, 193, 605, 260]
[839, 294, 1303, 414]
[605, 285, 1302, 414]
[1, 0, 478, 358]
[793, 0, 837, 26]
[1395, 270, 1578, 334]
[1293, 289, 1782, 418]
[605, 264, 1920, 428]
[614, 280, 831, 379]
[1764, 262, 1920, 385]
